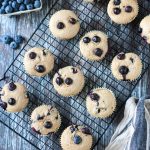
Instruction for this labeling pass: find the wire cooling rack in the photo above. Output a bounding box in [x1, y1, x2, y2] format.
[0, 0, 150, 149]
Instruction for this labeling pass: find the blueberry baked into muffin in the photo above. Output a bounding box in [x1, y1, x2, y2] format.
[86, 88, 116, 118]
[60, 125, 93, 150]
[0, 82, 29, 112]
[23, 47, 54, 77]
[111, 52, 142, 81]
[53, 66, 85, 97]
[49, 10, 80, 40]
[139, 15, 150, 44]
[107, 0, 139, 24]
[31, 105, 61, 135]
[79, 30, 108, 61]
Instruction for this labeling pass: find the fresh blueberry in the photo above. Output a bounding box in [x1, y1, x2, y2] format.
[12, 1, 19, 9]
[10, 41, 19, 49]
[73, 135, 82, 144]
[2, 35, 13, 44]
[14, 35, 24, 44]
[19, 4, 26, 11]
[24, 0, 31, 5]
[26, 3, 33, 10]
[2, 1, 9, 7]
[0, 7, 5, 14]
[5, 5, 13, 13]
[9, 1, 12, 5]
[34, 0, 41, 8]
[17, 0, 24, 4]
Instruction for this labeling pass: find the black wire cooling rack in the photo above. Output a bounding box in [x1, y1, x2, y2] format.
[0, 0, 150, 149]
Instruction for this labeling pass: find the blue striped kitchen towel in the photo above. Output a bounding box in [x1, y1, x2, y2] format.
[106, 96, 150, 150]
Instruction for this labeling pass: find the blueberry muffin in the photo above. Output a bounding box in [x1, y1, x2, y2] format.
[53, 66, 85, 97]
[79, 31, 108, 61]
[111, 52, 142, 81]
[23, 47, 54, 77]
[86, 88, 116, 118]
[139, 15, 150, 44]
[49, 10, 80, 40]
[0, 82, 29, 112]
[107, 0, 139, 24]
[31, 105, 61, 135]
[60, 125, 93, 150]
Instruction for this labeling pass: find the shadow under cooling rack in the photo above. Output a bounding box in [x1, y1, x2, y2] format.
[0, 0, 150, 149]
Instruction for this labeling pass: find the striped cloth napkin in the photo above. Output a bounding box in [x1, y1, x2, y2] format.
[106, 96, 150, 150]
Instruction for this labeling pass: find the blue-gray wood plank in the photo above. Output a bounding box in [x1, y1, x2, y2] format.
[0, 0, 150, 150]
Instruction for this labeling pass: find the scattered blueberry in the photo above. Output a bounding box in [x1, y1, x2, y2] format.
[0, 7, 5, 14]
[14, 35, 24, 44]
[17, 0, 24, 4]
[9, 1, 12, 5]
[73, 135, 82, 144]
[12, 1, 19, 10]
[2, 35, 13, 44]
[26, 3, 33, 10]
[2, 1, 8, 7]
[24, 0, 31, 5]
[10, 41, 19, 49]
[19, 4, 26, 11]
[5, 5, 13, 13]
[34, 0, 41, 8]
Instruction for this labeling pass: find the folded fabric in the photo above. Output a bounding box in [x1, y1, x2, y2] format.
[106, 96, 150, 150]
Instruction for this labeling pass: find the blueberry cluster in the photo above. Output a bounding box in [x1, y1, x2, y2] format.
[2, 35, 25, 49]
[0, 0, 41, 14]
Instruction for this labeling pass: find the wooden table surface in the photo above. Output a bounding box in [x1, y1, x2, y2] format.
[0, 0, 150, 150]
